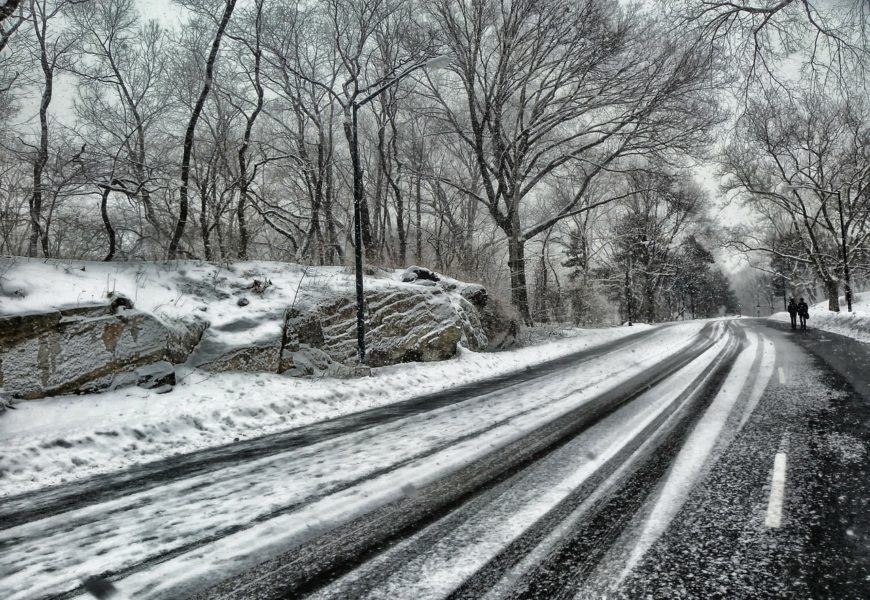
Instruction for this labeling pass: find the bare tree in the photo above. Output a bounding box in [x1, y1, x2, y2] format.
[613, 171, 706, 323]
[167, 0, 237, 259]
[68, 0, 172, 256]
[0, 0, 25, 51]
[425, 0, 718, 322]
[221, 0, 265, 260]
[24, 0, 79, 257]
[722, 86, 870, 311]
[0, 146, 30, 254]
[672, 0, 870, 86]
[262, 0, 343, 264]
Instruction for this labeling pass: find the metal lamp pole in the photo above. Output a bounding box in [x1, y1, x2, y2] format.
[625, 254, 632, 326]
[350, 55, 450, 364]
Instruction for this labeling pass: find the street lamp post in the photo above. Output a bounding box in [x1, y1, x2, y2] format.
[625, 255, 633, 326]
[349, 55, 450, 364]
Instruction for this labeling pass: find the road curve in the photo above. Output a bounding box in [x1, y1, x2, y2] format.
[6, 318, 869, 600]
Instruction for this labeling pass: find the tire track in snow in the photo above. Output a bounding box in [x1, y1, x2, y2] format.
[1, 325, 709, 600]
[0, 326, 663, 531]
[583, 327, 776, 594]
[182, 326, 726, 600]
[306, 332, 740, 600]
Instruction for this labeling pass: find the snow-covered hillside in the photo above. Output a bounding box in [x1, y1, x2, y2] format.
[0, 258, 445, 346]
[0, 258, 518, 401]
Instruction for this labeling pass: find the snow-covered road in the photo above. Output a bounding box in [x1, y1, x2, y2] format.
[2, 321, 721, 599]
[4, 318, 867, 600]
[307, 329, 740, 600]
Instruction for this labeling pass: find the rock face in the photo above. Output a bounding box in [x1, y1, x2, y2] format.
[192, 340, 281, 374]
[282, 286, 487, 370]
[460, 284, 487, 307]
[190, 283, 488, 376]
[110, 360, 176, 394]
[0, 305, 204, 399]
[478, 298, 520, 350]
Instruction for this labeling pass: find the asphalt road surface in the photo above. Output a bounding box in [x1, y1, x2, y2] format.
[2, 318, 869, 600]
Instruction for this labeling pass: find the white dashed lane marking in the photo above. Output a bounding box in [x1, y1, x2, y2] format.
[778, 367, 786, 384]
[765, 452, 788, 528]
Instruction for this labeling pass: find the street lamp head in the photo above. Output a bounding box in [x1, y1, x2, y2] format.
[424, 55, 451, 70]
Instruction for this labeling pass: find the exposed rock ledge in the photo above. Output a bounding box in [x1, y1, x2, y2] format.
[0, 260, 517, 400]
[0, 305, 206, 400]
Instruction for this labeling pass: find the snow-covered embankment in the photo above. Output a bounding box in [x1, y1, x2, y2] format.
[769, 291, 870, 343]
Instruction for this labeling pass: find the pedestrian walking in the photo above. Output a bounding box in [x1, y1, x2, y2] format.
[797, 297, 809, 330]
[787, 297, 798, 329]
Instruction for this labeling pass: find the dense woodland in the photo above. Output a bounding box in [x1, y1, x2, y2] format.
[0, 0, 868, 324]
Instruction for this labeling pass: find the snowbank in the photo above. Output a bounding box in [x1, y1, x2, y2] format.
[769, 291, 870, 344]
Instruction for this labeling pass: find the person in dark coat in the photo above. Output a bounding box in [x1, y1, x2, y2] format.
[787, 297, 798, 329]
[797, 297, 809, 330]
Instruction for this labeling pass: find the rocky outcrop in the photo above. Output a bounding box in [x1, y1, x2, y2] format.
[0, 305, 204, 399]
[0, 263, 517, 398]
[188, 267, 510, 377]
[165, 317, 210, 364]
[478, 298, 520, 350]
[282, 285, 487, 370]
[110, 360, 176, 394]
[192, 340, 281, 373]
[460, 283, 487, 307]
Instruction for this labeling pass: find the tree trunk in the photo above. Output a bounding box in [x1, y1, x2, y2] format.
[536, 248, 549, 323]
[0, 0, 22, 27]
[236, 181, 249, 259]
[100, 186, 116, 261]
[371, 145, 384, 262]
[323, 159, 340, 264]
[382, 112, 405, 265]
[507, 234, 532, 325]
[825, 279, 840, 312]
[200, 177, 211, 261]
[235, 8, 264, 260]
[644, 278, 655, 323]
[167, 0, 236, 259]
[415, 173, 422, 263]
[29, 8, 53, 258]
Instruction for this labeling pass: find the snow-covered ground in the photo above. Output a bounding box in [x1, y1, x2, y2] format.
[769, 291, 870, 344]
[0, 314, 650, 498]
